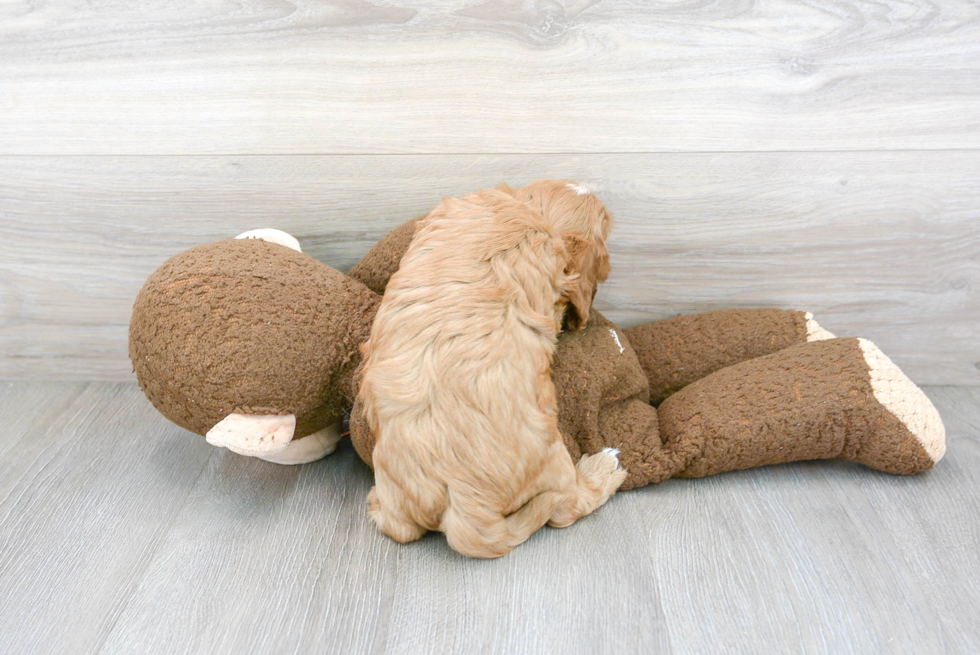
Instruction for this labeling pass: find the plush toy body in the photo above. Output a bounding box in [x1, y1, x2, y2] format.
[130, 220, 945, 487]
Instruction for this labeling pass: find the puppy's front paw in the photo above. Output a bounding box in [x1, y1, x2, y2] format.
[577, 448, 628, 503]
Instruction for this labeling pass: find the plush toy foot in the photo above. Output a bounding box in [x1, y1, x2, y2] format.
[258, 421, 344, 464]
[850, 338, 945, 470]
[804, 311, 836, 341]
[657, 337, 945, 478]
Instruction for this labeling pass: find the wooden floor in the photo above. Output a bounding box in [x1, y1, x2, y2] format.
[0, 381, 977, 654]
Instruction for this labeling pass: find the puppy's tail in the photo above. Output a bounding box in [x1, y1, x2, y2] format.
[438, 448, 627, 558]
[440, 488, 567, 559]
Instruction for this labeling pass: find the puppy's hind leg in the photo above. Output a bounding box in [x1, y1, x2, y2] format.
[367, 483, 427, 544]
[549, 447, 628, 528]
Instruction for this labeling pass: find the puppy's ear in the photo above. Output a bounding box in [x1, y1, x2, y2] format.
[560, 234, 609, 330]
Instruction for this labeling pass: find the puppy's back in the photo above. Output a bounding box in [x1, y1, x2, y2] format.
[360, 189, 569, 528]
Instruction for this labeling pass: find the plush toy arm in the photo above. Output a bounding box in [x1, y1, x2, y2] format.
[624, 308, 835, 405]
[656, 337, 944, 478]
[347, 215, 426, 295]
[593, 397, 697, 490]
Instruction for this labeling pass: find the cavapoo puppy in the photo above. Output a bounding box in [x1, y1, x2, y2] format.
[358, 179, 626, 558]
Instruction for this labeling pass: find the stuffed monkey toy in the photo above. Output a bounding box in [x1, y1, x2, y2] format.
[130, 221, 945, 487]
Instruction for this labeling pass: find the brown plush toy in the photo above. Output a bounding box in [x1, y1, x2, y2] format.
[130, 223, 945, 486]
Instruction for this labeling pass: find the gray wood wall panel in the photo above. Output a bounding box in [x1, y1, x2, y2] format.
[0, 1, 979, 154]
[1, 382, 978, 654]
[2, 153, 977, 384]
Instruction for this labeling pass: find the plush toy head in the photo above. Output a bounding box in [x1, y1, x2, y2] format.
[129, 233, 379, 461]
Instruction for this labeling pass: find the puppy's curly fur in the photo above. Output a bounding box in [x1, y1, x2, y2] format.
[359, 180, 624, 558]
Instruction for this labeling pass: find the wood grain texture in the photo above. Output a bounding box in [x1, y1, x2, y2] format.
[0, 382, 214, 654]
[1, 152, 977, 383]
[377, 490, 670, 654]
[636, 451, 978, 653]
[99, 430, 401, 654]
[0, 383, 978, 654]
[0, 0, 979, 154]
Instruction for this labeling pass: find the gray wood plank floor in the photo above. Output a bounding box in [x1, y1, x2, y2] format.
[1, 382, 978, 654]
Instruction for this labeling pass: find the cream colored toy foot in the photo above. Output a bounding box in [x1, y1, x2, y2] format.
[805, 311, 836, 341]
[854, 338, 946, 468]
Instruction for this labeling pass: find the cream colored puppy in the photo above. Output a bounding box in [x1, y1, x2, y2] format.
[358, 180, 625, 558]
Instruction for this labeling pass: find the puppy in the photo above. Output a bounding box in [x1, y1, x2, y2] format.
[358, 180, 625, 558]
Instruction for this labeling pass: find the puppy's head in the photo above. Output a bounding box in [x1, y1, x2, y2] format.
[500, 179, 612, 329]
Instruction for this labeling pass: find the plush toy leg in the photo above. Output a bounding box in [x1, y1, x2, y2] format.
[657, 338, 945, 478]
[624, 308, 835, 405]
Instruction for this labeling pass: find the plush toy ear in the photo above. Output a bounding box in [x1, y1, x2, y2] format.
[561, 233, 610, 330]
[235, 228, 302, 252]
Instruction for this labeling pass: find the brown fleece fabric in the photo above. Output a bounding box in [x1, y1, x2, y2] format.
[660, 337, 935, 477]
[130, 238, 380, 438]
[625, 308, 809, 406]
[347, 215, 425, 295]
[551, 312, 696, 489]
